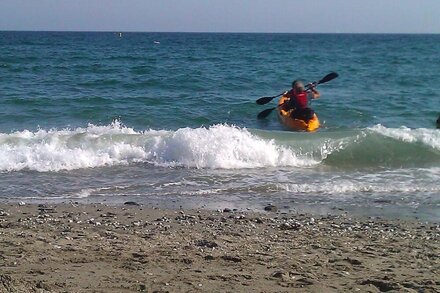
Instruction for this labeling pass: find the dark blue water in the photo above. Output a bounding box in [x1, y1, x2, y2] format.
[1, 32, 439, 220]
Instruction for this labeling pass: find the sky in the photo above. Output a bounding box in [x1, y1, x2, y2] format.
[1, 0, 439, 34]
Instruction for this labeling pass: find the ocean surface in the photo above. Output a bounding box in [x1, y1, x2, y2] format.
[1, 32, 439, 220]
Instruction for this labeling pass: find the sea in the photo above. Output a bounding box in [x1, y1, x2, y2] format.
[1, 31, 439, 221]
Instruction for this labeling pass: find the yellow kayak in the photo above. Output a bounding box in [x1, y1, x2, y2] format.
[277, 96, 320, 132]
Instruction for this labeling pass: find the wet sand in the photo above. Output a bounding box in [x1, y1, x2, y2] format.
[0, 203, 439, 292]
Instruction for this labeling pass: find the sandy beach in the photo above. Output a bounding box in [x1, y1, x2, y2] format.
[0, 203, 439, 293]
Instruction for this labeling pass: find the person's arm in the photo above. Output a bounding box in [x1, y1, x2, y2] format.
[310, 87, 320, 99]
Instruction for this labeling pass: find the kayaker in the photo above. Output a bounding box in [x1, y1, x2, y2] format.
[284, 80, 320, 122]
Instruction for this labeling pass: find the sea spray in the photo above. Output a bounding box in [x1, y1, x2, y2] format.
[0, 122, 315, 172]
[149, 124, 314, 169]
[0, 121, 148, 172]
[1, 122, 440, 172]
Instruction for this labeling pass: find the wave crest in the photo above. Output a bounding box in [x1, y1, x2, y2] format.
[0, 122, 313, 172]
[1, 122, 439, 172]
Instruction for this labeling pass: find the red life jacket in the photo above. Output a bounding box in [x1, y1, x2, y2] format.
[286, 90, 308, 109]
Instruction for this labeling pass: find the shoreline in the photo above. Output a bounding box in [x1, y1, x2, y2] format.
[1, 203, 439, 292]
[1, 196, 438, 223]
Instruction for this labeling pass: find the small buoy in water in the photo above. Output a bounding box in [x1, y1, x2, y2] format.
[118, 32, 123, 38]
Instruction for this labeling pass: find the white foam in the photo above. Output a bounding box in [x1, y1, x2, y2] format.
[74, 185, 133, 198]
[0, 121, 148, 172]
[76, 188, 95, 198]
[279, 175, 440, 196]
[370, 124, 440, 150]
[149, 124, 315, 169]
[0, 122, 316, 172]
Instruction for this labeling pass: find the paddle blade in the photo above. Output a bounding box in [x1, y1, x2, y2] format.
[256, 96, 275, 105]
[256, 92, 284, 105]
[257, 107, 276, 119]
[318, 72, 338, 85]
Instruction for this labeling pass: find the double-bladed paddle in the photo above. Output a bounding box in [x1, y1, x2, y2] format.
[256, 72, 338, 120]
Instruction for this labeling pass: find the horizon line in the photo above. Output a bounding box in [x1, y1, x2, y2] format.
[1, 29, 439, 35]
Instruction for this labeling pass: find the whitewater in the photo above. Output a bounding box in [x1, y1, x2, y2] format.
[2, 121, 439, 172]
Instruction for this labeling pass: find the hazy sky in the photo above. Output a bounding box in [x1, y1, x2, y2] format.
[1, 0, 439, 33]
